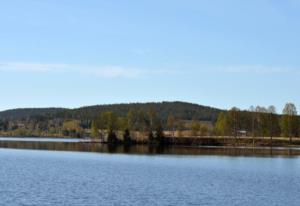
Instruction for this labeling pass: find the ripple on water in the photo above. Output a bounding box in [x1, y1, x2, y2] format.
[0, 149, 300, 206]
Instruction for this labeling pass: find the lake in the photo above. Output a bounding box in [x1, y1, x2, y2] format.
[0, 137, 300, 205]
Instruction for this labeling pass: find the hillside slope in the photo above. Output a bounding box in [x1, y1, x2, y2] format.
[0, 101, 223, 122]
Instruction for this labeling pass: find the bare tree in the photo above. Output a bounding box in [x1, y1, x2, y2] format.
[267, 105, 277, 146]
[249, 106, 256, 147]
[229, 107, 240, 144]
[282, 103, 298, 144]
[167, 115, 175, 139]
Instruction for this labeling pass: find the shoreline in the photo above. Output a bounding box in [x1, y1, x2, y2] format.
[1, 136, 300, 148]
[0, 140, 300, 157]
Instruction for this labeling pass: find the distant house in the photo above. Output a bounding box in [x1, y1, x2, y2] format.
[238, 130, 247, 137]
[84, 129, 92, 138]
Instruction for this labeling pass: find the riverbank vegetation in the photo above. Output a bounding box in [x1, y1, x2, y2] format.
[0, 102, 299, 146]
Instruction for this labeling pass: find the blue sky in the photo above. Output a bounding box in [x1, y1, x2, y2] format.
[0, 0, 300, 113]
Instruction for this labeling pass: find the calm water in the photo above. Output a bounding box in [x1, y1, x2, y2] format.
[0, 138, 300, 205]
[0, 137, 83, 142]
[1, 137, 300, 157]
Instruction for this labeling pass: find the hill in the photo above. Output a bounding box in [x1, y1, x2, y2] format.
[0, 101, 223, 122]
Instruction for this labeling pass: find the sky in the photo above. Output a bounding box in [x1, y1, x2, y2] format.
[0, 0, 300, 113]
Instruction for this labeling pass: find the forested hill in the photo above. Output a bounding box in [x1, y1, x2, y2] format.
[0, 102, 223, 122]
[0, 108, 68, 120]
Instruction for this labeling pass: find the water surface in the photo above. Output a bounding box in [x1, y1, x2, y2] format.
[0, 149, 300, 206]
[0, 137, 82, 142]
[0, 137, 300, 157]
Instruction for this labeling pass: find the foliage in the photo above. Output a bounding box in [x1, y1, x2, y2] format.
[215, 112, 229, 136]
[1, 102, 299, 140]
[214, 106, 283, 138]
[280, 103, 298, 138]
[123, 129, 131, 144]
[0, 101, 222, 124]
[191, 119, 201, 136]
[107, 131, 118, 144]
[155, 124, 165, 145]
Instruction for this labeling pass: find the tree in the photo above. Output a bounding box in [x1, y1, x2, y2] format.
[228, 107, 240, 139]
[91, 120, 100, 138]
[200, 124, 209, 136]
[148, 130, 154, 142]
[155, 123, 165, 145]
[98, 111, 119, 143]
[215, 112, 230, 136]
[176, 120, 185, 137]
[167, 115, 175, 138]
[101, 112, 118, 132]
[267, 105, 276, 114]
[137, 109, 147, 132]
[62, 120, 83, 137]
[191, 119, 201, 136]
[283, 103, 297, 115]
[0, 120, 9, 132]
[127, 109, 137, 131]
[123, 129, 131, 144]
[281, 103, 298, 143]
[107, 131, 118, 144]
[126, 109, 139, 140]
[267, 105, 277, 145]
[255, 106, 269, 137]
[118, 116, 132, 144]
[148, 107, 157, 130]
[249, 106, 256, 146]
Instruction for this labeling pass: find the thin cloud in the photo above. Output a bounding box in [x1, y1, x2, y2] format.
[0, 62, 178, 78]
[75, 66, 182, 78]
[213, 65, 298, 74]
[1, 62, 297, 78]
[83, 66, 143, 78]
[0, 62, 68, 72]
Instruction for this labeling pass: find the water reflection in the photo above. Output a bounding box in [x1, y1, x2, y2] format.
[0, 137, 82, 142]
[0, 140, 300, 157]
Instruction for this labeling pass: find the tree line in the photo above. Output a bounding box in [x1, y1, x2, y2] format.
[0, 102, 299, 144]
[91, 108, 167, 144]
[215, 103, 299, 143]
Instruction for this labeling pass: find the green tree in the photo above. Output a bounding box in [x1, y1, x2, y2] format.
[98, 111, 119, 143]
[200, 124, 209, 136]
[215, 112, 230, 136]
[137, 109, 148, 132]
[91, 120, 100, 138]
[101, 112, 118, 132]
[155, 123, 165, 145]
[127, 109, 137, 131]
[107, 131, 118, 144]
[62, 120, 83, 137]
[123, 129, 131, 144]
[191, 119, 201, 136]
